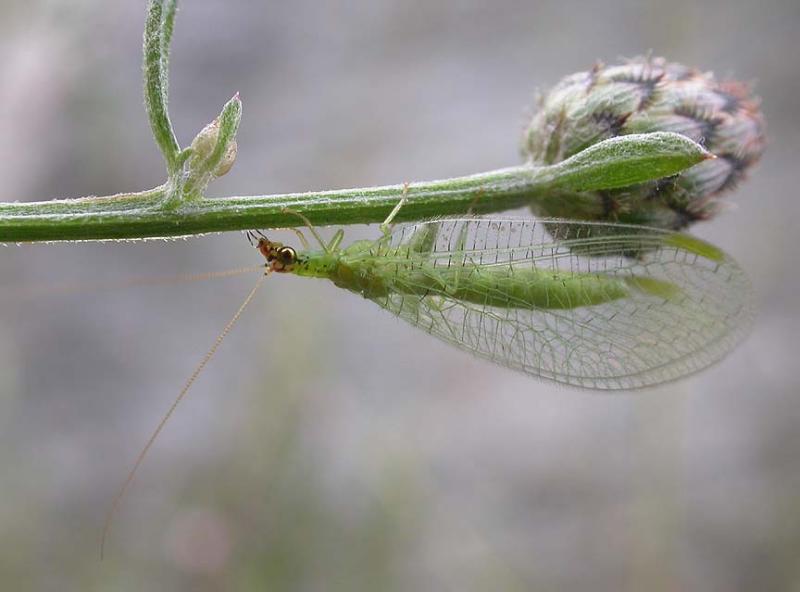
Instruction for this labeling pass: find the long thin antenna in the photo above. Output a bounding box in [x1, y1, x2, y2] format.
[5, 265, 265, 301]
[100, 269, 271, 559]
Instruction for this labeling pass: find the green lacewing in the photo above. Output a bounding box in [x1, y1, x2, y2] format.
[254, 217, 753, 390]
[102, 215, 753, 555]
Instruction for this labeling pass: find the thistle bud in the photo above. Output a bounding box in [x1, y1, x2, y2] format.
[524, 57, 765, 230]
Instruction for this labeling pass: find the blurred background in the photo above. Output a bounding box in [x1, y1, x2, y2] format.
[1, 0, 798, 589]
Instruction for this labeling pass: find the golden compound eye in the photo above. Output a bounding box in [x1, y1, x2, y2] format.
[277, 246, 297, 265]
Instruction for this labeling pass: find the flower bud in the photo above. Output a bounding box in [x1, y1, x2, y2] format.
[189, 118, 238, 178]
[524, 56, 765, 230]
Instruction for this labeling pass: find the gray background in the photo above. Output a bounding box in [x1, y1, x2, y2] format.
[0, 0, 797, 589]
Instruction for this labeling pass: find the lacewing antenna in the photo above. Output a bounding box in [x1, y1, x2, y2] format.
[4, 265, 265, 300]
[100, 269, 271, 559]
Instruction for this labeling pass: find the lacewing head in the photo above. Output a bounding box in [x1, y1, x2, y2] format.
[254, 236, 298, 273]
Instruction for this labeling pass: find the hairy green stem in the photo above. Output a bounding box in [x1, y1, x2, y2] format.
[0, 166, 548, 242]
[0, 131, 710, 242]
[144, 0, 181, 175]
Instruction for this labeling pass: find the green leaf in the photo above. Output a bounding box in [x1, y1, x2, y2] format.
[547, 132, 714, 192]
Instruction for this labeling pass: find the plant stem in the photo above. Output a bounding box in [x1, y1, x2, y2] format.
[0, 131, 712, 243]
[144, 0, 181, 176]
[0, 165, 554, 242]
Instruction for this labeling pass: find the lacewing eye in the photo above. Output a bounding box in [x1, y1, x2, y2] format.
[278, 247, 296, 265]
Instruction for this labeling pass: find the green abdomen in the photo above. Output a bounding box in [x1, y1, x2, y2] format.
[434, 267, 630, 309]
[327, 259, 663, 310]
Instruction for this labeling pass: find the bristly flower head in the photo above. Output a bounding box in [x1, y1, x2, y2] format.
[523, 56, 765, 230]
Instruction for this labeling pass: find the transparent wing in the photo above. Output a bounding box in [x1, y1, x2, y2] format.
[368, 218, 753, 390]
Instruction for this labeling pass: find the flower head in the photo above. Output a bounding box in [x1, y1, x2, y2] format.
[524, 57, 765, 229]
